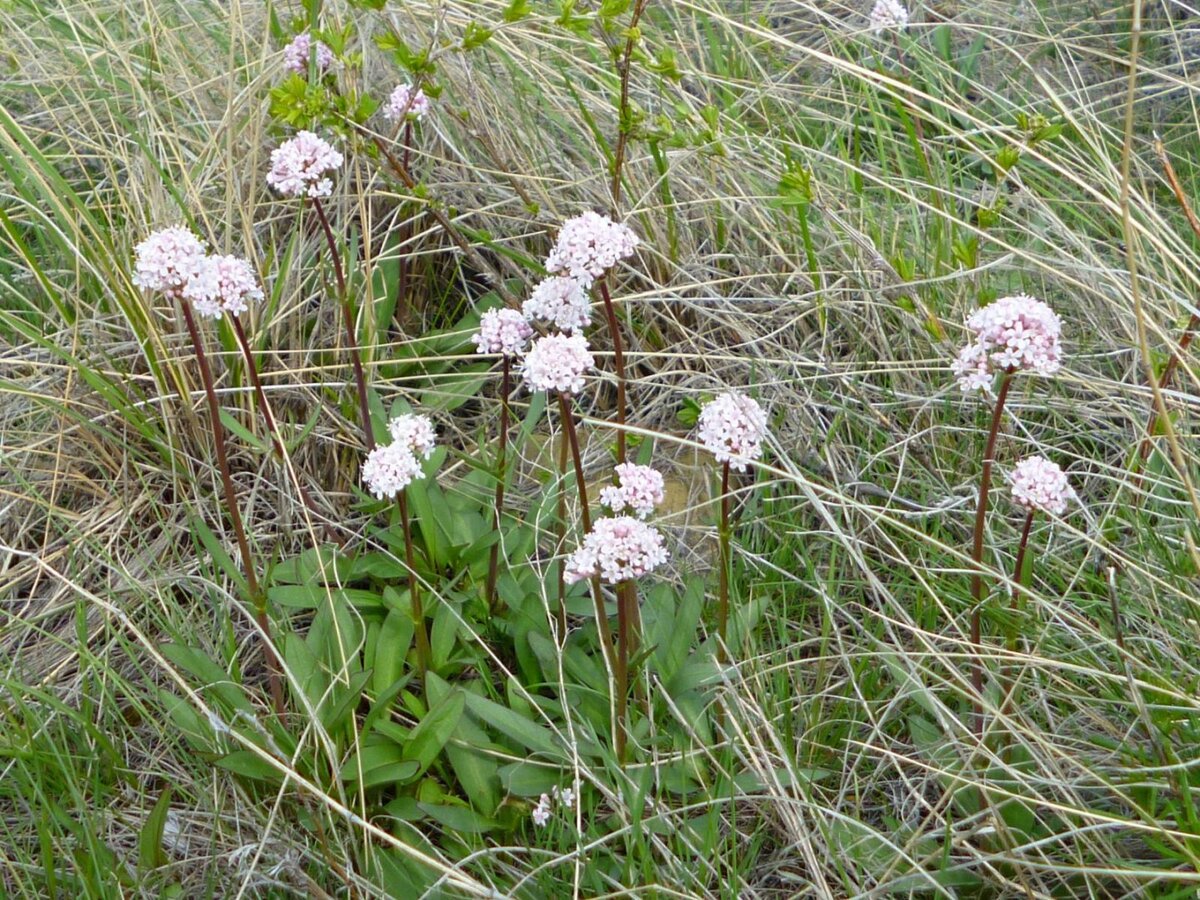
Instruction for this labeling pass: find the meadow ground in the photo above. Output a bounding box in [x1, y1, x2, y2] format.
[2, 0, 1200, 896]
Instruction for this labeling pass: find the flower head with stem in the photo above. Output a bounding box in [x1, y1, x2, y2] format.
[531, 794, 552, 828]
[522, 332, 594, 395]
[266, 131, 344, 199]
[473, 308, 532, 357]
[697, 391, 769, 472]
[952, 294, 1063, 394]
[545, 211, 638, 288]
[384, 83, 431, 122]
[361, 442, 424, 500]
[387, 413, 437, 461]
[132, 226, 206, 299]
[523, 275, 592, 333]
[283, 32, 335, 76]
[1007, 455, 1073, 517]
[564, 516, 668, 585]
[600, 463, 665, 519]
[182, 254, 264, 319]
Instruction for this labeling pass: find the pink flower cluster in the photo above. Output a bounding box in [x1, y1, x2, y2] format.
[531, 783, 575, 827]
[473, 308, 533, 357]
[545, 211, 639, 287]
[600, 463, 665, 519]
[952, 294, 1063, 394]
[362, 414, 437, 499]
[523, 275, 592, 333]
[132, 226, 207, 298]
[1007, 455, 1073, 517]
[283, 32, 334, 76]
[266, 131, 344, 199]
[183, 254, 264, 319]
[384, 83, 431, 122]
[521, 333, 594, 394]
[868, 0, 909, 33]
[564, 516, 668, 585]
[697, 391, 769, 471]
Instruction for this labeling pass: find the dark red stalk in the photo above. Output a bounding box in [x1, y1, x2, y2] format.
[399, 491, 431, 676]
[180, 300, 284, 716]
[597, 278, 627, 465]
[717, 460, 733, 662]
[970, 368, 1014, 735]
[485, 357, 511, 612]
[310, 196, 374, 451]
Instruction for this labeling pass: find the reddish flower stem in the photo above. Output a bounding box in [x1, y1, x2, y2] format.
[717, 460, 733, 662]
[597, 278, 627, 465]
[398, 491, 431, 677]
[970, 368, 1014, 736]
[180, 301, 284, 717]
[485, 357, 511, 613]
[310, 196, 374, 451]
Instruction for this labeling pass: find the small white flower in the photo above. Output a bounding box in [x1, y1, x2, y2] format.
[868, 0, 909, 33]
[473, 308, 533, 357]
[384, 83, 431, 122]
[545, 211, 638, 287]
[697, 391, 769, 472]
[283, 32, 335, 76]
[266, 131, 344, 199]
[132, 226, 207, 298]
[522, 333, 594, 395]
[387, 414, 437, 460]
[362, 442, 422, 499]
[523, 275, 592, 333]
[564, 516, 669, 585]
[532, 794, 552, 827]
[599, 463, 666, 519]
[552, 785, 575, 809]
[1007, 456, 1073, 517]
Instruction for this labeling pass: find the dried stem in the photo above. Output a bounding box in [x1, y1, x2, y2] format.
[180, 301, 284, 716]
[969, 369, 1014, 735]
[311, 196, 374, 451]
[398, 491, 431, 677]
[597, 278, 627, 464]
[485, 357, 511, 613]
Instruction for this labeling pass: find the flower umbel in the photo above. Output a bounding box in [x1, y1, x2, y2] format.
[544, 211, 638, 287]
[952, 294, 1064, 393]
[697, 391, 769, 472]
[283, 32, 334, 76]
[599, 463, 666, 519]
[868, 0, 909, 33]
[473, 308, 533, 357]
[266, 131, 344, 199]
[182, 255, 264, 319]
[522, 275, 592, 332]
[384, 83, 431, 122]
[362, 442, 423, 499]
[522, 333, 594, 394]
[1007, 455, 1073, 517]
[132, 226, 206, 298]
[564, 516, 668, 585]
[387, 414, 437, 460]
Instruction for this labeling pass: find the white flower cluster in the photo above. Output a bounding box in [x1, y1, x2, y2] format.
[266, 131, 344, 199]
[523, 275, 592, 333]
[472, 308, 533, 357]
[362, 414, 437, 500]
[697, 391, 769, 472]
[283, 32, 335, 76]
[545, 211, 639, 287]
[599, 463, 665, 519]
[1007, 455, 1073, 517]
[952, 294, 1063, 394]
[133, 227, 263, 319]
[521, 332, 594, 395]
[564, 516, 668, 585]
[868, 0, 909, 33]
[384, 83, 431, 122]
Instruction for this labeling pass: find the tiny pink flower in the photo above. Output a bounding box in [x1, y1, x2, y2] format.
[564, 516, 668, 585]
[473, 308, 533, 357]
[522, 333, 594, 395]
[697, 391, 769, 472]
[132, 226, 207, 298]
[544, 211, 638, 287]
[600, 463, 665, 519]
[362, 442, 422, 499]
[522, 275, 592, 332]
[952, 294, 1063, 394]
[384, 83, 431, 122]
[531, 794, 552, 827]
[266, 131, 344, 199]
[552, 785, 575, 809]
[283, 32, 335, 76]
[387, 414, 437, 460]
[182, 254, 264, 319]
[1007, 455, 1073, 517]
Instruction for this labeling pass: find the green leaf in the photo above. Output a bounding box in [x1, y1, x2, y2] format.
[503, 0, 532, 21]
[159, 644, 255, 716]
[498, 760, 560, 797]
[215, 750, 282, 783]
[188, 515, 248, 597]
[462, 691, 561, 757]
[320, 669, 374, 732]
[267, 585, 384, 610]
[404, 691, 466, 776]
[418, 803, 497, 833]
[340, 740, 422, 789]
[372, 605, 415, 697]
[138, 787, 172, 871]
